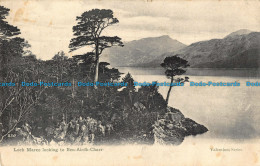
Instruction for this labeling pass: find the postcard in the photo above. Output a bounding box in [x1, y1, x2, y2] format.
[0, 0, 259, 165]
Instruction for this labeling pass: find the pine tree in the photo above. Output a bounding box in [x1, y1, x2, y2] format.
[161, 56, 189, 105]
[69, 9, 123, 87]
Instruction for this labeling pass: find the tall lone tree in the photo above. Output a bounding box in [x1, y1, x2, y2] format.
[69, 9, 123, 85]
[161, 56, 189, 105]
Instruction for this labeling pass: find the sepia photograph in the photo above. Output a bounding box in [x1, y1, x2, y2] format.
[0, 0, 259, 165]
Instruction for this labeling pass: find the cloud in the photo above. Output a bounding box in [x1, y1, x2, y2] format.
[1, 0, 259, 60]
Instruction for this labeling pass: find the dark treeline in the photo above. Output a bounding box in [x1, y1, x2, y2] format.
[0, 6, 207, 145]
[1, 50, 167, 145]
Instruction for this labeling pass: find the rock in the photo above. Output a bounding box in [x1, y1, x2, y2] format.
[152, 107, 208, 145]
[166, 124, 174, 130]
[133, 102, 146, 111]
[181, 118, 208, 136]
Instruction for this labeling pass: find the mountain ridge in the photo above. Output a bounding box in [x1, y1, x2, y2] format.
[102, 35, 186, 67]
[103, 29, 260, 68]
[168, 30, 260, 68]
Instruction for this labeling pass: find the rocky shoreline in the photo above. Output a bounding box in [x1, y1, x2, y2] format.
[152, 107, 208, 145]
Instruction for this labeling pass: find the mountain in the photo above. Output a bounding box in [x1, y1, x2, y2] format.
[102, 35, 186, 67]
[162, 30, 260, 68]
[225, 29, 252, 38]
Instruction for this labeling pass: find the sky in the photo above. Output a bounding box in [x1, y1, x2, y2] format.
[1, 0, 260, 60]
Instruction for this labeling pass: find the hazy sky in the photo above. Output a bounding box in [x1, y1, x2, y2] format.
[1, 0, 260, 60]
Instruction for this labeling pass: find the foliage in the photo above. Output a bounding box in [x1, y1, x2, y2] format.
[0, 6, 20, 37]
[69, 9, 123, 84]
[161, 55, 189, 104]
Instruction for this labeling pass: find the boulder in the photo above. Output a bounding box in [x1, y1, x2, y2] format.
[152, 107, 208, 145]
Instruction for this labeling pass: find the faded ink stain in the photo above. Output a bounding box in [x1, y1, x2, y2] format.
[13, 8, 24, 22]
[24, 0, 29, 6]
[253, 152, 258, 164]
[133, 155, 143, 159]
[49, 20, 53, 26]
[53, 156, 58, 161]
[13, 1, 36, 23]
[216, 152, 221, 157]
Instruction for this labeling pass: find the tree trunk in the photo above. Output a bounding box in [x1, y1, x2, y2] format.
[94, 40, 99, 88]
[166, 77, 174, 105]
[94, 57, 99, 82]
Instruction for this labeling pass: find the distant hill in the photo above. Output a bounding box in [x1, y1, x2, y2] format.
[102, 35, 186, 67]
[161, 30, 260, 68]
[225, 29, 252, 38]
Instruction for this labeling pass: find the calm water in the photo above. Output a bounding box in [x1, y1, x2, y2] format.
[118, 67, 260, 143]
[118, 67, 260, 77]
